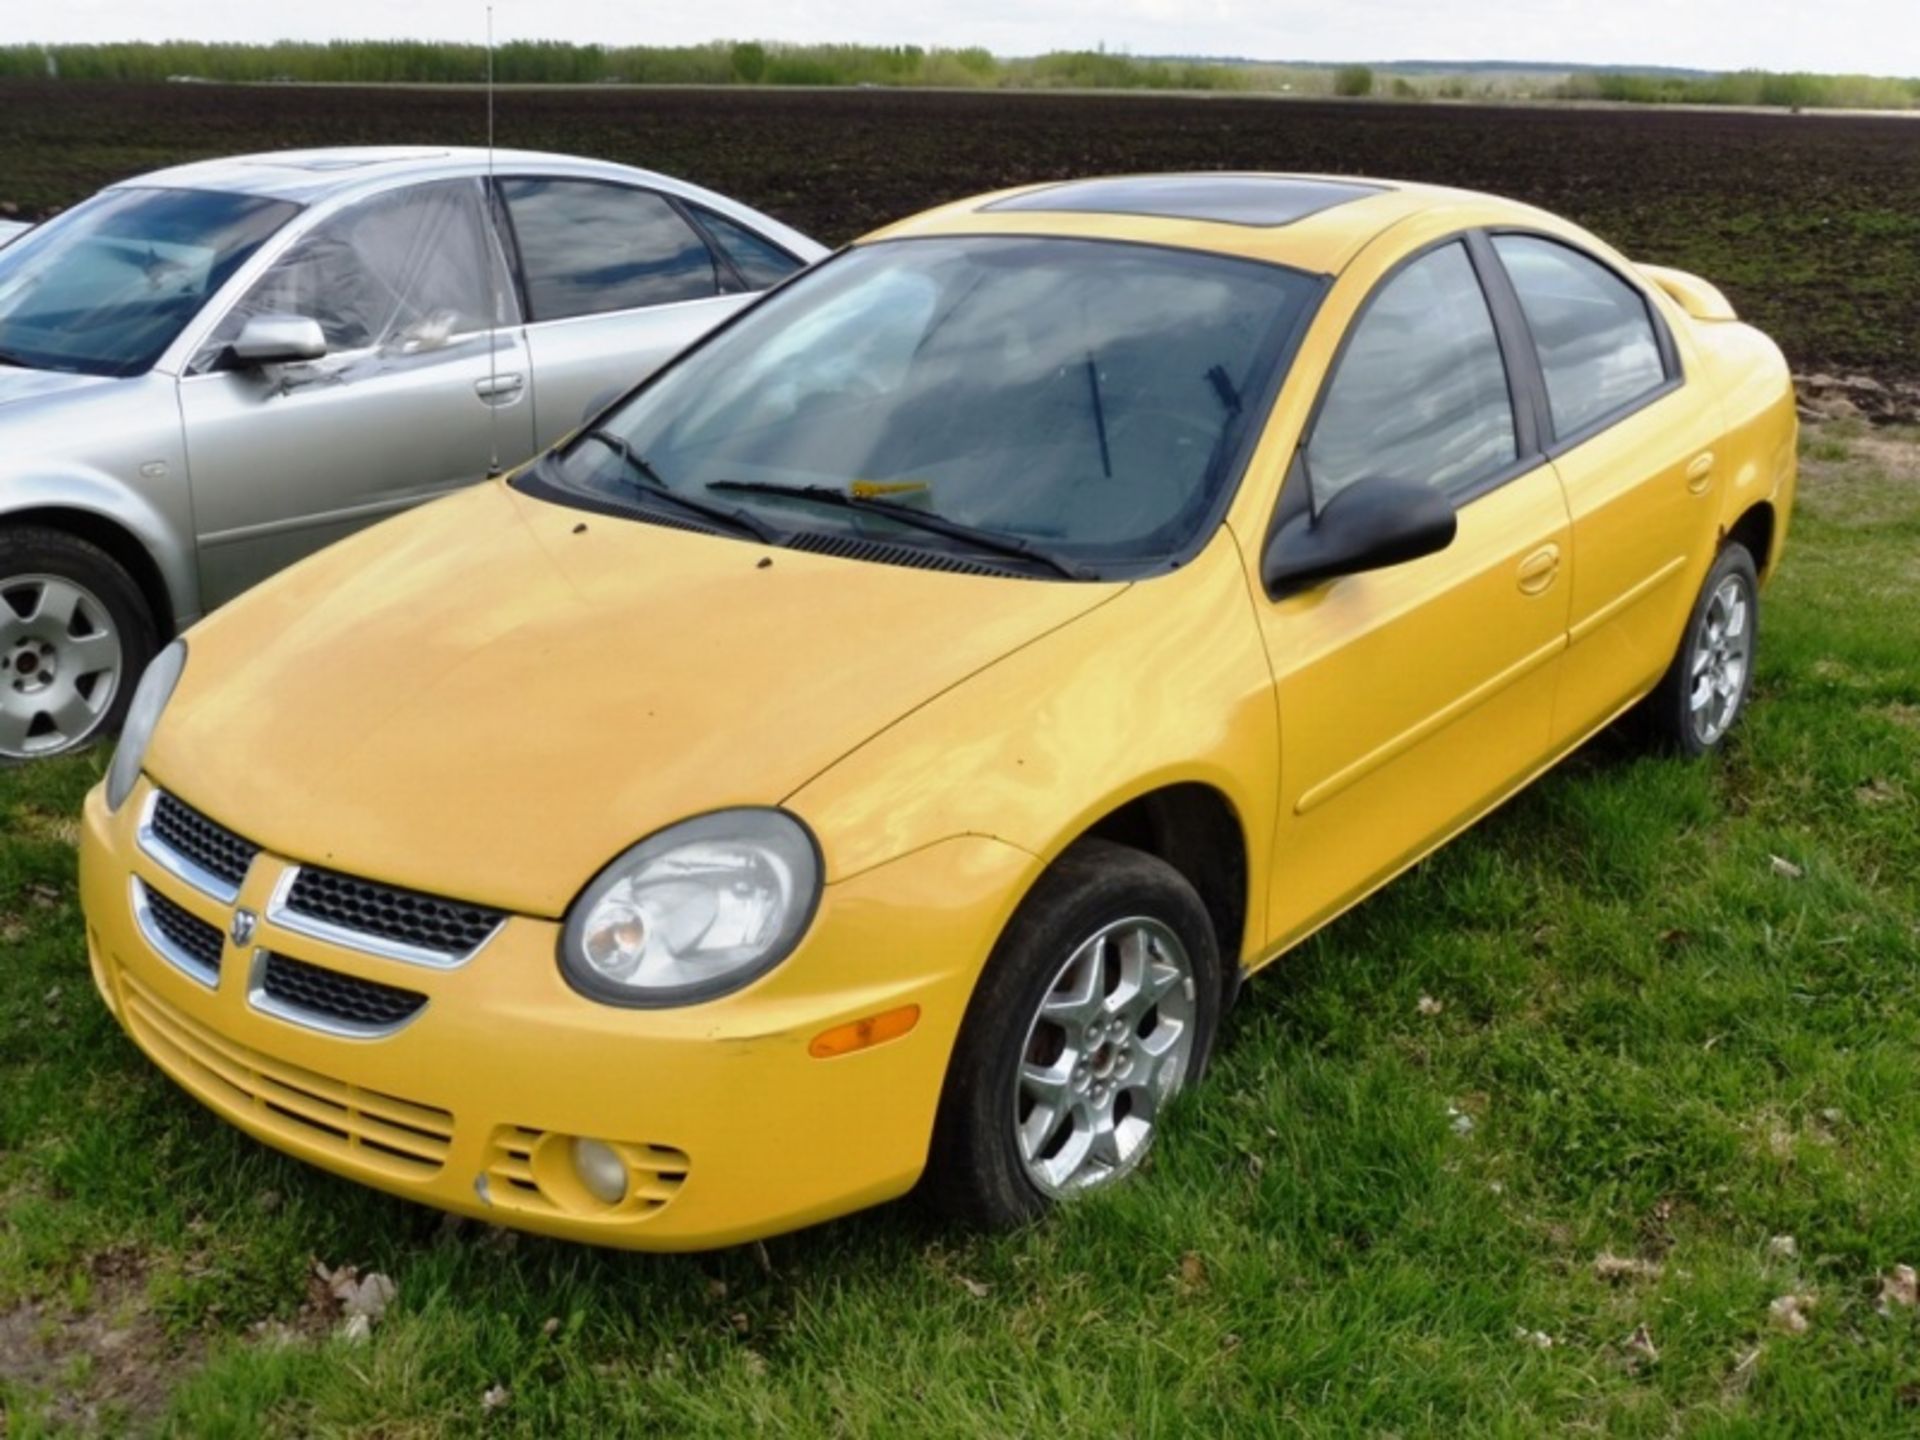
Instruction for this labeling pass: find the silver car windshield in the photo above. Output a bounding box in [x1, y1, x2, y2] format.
[546, 236, 1322, 575]
[0, 186, 298, 377]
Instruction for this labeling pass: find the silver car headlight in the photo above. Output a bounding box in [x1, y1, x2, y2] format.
[560, 809, 822, 1007]
[105, 639, 186, 812]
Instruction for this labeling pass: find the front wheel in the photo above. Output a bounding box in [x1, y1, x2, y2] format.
[924, 839, 1222, 1228]
[0, 526, 157, 761]
[1641, 542, 1760, 756]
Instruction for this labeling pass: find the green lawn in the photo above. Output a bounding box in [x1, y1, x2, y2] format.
[3, 422, 1918, 1437]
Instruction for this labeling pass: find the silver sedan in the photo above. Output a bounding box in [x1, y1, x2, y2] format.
[0, 147, 825, 759]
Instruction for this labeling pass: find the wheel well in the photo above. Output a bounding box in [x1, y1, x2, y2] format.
[2, 507, 175, 636]
[1726, 501, 1776, 579]
[1080, 783, 1249, 1002]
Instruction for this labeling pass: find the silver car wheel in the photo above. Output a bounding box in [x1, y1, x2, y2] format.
[1688, 572, 1754, 746]
[0, 574, 124, 759]
[1014, 915, 1199, 1197]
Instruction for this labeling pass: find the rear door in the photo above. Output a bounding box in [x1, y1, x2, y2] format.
[496, 177, 773, 442]
[179, 177, 534, 607]
[1486, 233, 1723, 745]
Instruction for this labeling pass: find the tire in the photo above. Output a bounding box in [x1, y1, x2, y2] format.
[924, 838, 1223, 1228]
[1640, 542, 1760, 756]
[0, 525, 158, 762]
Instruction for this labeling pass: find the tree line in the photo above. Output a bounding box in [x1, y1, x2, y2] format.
[0, 41, 1913, 110]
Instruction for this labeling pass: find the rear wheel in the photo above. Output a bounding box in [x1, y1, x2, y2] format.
[1641, 542, 1759, 756]
[0, 526, 157, 761]
[924, 839, 1221, 1228]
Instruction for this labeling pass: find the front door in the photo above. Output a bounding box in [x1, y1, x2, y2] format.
[1252, 238, 1573, 947]
[178, 178, 536, 607]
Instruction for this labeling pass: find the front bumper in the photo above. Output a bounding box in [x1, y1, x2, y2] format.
[79, 778, 1032, 1250]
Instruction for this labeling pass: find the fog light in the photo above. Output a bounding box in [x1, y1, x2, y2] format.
[570, 1138, 628, 1205]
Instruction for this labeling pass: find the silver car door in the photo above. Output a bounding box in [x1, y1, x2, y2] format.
[497, 176, 757, 444]
[177, 177, 535, 608]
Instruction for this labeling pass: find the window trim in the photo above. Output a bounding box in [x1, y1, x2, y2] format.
[1481, 227, 1685, 459]
[491, 174, 732, 325]
[1293, 231, 1538, 524]
[678, 200, 807, 295]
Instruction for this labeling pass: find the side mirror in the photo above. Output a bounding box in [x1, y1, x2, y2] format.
[230, 314, 327, 367]
[1264, 475, 1457, 595]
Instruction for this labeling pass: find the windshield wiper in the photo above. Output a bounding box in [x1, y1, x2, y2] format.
[1084, 352, 1112, 479]
[706, 480, 1090, 580]
[579, 429, 779, 544]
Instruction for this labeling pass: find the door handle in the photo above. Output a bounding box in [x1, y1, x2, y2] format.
[1685, 451, 1715, 494]
[1517, 544, 1560, 596]
[474, 373, 525, 402]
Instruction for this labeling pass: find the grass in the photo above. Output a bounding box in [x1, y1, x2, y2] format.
[3, 420, 1918, 1435]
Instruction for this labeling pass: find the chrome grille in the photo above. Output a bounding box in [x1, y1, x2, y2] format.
[257, 952, 426, 1034]
[136, 880, 225, 982]
[149, 791, 259, 892]
[279, 867, 503, 963]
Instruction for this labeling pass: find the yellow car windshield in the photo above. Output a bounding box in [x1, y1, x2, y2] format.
[545, 236, 1323, 577]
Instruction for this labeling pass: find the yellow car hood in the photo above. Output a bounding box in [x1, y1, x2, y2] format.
[147, 481, 1120, 916]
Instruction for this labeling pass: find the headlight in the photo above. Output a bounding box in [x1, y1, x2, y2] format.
[560, 809, 822, 1007]
[105, 639, 186, 812]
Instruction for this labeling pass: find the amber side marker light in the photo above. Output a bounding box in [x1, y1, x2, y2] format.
[809, 1005, 921, 1059]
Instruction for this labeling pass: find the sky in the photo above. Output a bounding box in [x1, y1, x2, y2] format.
[18, 0, 1920, 77]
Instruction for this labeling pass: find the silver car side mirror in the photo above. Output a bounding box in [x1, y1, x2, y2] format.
[230, 314, 327, 366]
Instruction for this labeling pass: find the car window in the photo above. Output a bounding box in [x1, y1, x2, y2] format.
[689, 205, 803, 290]
[208, 178, 514, 359]
[1307, 241, 1517, 506]
[541, 236, 1321, 574]
[1493, 235, 1668, 438]
[0, 187, 297, 377]
[501, 179, 719, 320]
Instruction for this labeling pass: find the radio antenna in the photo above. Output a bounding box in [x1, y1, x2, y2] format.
[484, 2, 501, 477]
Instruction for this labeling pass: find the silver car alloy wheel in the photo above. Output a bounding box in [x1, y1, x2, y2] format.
[1014, 915, 1199, 1197]
[0, 574, 124, 759]
[1690, 572, 1754, 746]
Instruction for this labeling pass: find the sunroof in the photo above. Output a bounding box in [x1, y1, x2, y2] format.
[981, 175, 1386, 228]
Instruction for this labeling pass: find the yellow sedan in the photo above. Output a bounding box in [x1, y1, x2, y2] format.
[77, 174, 1795, 1249]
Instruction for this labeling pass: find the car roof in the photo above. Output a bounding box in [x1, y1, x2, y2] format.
[111, 146, 828, 262]
[862, 173, 1554, 277]
[118, 146, 691, 203]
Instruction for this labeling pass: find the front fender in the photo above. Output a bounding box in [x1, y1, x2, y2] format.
[785, 531, 1279, 963]
[0, 466, 200, 628]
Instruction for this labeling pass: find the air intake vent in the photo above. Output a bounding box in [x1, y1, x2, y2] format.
[258, 952, 427, 1032]
[138, 882, 225, 981]
[282, 867, 503, 961]
[149, 791, 260, 894]
[783, 530, 1007, 577]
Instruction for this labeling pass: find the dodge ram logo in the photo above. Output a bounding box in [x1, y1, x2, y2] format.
[230, 909, 257, 947]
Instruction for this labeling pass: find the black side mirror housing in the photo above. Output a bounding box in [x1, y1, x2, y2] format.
[1263, 475, 1457, 596]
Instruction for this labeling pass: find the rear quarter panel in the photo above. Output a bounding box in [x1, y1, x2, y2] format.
[1686, 316, 1798, 578]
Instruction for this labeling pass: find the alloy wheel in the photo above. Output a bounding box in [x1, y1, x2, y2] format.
[0, 574, 124, 759]
[1013, 915, 1199, 1197]
[1689, 572, 1754, 746]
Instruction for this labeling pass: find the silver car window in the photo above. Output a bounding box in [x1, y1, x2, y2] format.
[500, 179, 720, 320]
[0, 187, 296, 377]
[204, 178, 516, 365]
